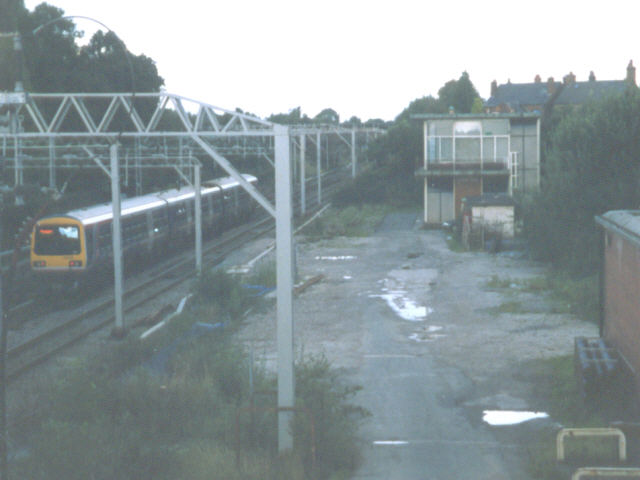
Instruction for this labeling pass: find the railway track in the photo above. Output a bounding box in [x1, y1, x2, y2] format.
[4, 166, 348, 381]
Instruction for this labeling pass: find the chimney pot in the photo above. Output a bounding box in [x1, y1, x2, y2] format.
[490, 80, 498, 97]
[627, 60, 636, 85]
[534, 74, 541, 83]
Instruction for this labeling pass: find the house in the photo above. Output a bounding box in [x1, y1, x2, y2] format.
[595, 210, 640, 393]
[413, 112, 540, 225]
[485, 61, 636, 115]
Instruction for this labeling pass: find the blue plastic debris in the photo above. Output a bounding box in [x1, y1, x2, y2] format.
[145, 321, 224, 375]
[242, 284, 275, 297]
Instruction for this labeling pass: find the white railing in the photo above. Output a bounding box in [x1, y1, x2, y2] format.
[426, 134, 510, 167]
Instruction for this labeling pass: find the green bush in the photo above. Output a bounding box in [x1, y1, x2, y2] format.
[192, 268, 254, 324]
[293, 355, 370, 479]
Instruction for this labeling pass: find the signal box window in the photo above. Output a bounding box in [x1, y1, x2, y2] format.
[34, 225, 81, 255]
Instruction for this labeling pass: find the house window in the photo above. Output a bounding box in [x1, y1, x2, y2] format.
[454, 121, 481, 135]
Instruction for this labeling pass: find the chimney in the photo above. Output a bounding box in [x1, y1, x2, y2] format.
[547, 77, 556, 94]
[490, 80, 497, 97]
[563, 72, 576, 84]
[589, 71, 596, 82]
[534, 74, 541, 83]
[627, 60, 636, 85]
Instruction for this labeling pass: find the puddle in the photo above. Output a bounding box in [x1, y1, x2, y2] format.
[373, 440, 409, 446]
[315, 255, 357, 261]
[409, 326, 445, 342]
[370, 275, 433, 322]
[482, 410, 549, 426]
[369, 291, 432, 322]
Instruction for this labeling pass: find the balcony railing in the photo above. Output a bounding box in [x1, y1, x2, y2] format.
[425, 134, 511, 170]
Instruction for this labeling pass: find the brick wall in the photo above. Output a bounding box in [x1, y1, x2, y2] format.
[603, 231, 640, 390]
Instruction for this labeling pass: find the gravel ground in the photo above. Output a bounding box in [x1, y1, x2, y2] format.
[237, 219, 597, 386]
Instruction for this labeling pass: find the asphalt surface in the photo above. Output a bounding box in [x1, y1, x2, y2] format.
[350, 215, 520, 479]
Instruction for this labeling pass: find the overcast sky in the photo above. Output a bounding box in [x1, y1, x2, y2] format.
[23, 0, 640, 121]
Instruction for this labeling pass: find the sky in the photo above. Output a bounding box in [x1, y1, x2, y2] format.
[22, 0, 640, 122]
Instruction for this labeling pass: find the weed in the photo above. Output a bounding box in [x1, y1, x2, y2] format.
[486, 300, 525, 315]
[446, 234, 466, 252]
[302, 204, 390, 239]
[483, 273, 599, 324]
[485, 275, 516, 290]
[245, 260, 277, 289]
[293, 354, 370, 479]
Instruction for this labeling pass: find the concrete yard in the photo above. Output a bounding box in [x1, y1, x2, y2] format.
[236, 211, 598, 479]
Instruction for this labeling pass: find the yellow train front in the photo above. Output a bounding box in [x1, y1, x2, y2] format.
[30, 216, 87, 280]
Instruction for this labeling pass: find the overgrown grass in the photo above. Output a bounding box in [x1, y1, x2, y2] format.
[486, 300, 525, 315]
[12, 269, 367, 479]
[301, 204, 390, 239]
[484, 272, 599, 323]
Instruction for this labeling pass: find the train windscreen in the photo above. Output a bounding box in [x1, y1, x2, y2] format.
[34, 224, 81, 255]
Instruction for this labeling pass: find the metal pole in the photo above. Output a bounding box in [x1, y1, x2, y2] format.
[316, 132, 322, 205]
[351, 128, 356, 178]
[275, 124, 294, 452]
[194, 164, 202, 275]
[49, 137, 56, 189]
[300, 134, 306, 216]
[110, 143, 125, 337]
[0, 193, 7, 480]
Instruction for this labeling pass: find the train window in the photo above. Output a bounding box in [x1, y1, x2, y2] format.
[34, 224, 81, 255]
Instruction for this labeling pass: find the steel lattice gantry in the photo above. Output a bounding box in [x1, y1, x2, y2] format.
[0, 91, 297, 451]
[0, 90, 384, 452]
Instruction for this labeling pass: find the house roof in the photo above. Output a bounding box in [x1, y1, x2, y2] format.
[485, 82, 560, 112]
[411, 112, 539, 121]
[554, 80, 628, 105]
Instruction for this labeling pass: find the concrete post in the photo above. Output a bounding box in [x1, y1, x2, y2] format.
[275, 125, 294, 452]
[316, 131, 322, 205]
[300, 134, 306, 216]
[110, 143, 125, 337]
[194, 164, 202, 275]
[351, 128, 356, 178]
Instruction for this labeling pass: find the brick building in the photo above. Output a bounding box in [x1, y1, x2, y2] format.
[485, 61, 636, 114]
[595, 210, 640, 392]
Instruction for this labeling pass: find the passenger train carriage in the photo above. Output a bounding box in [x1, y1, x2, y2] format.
[31, 174, 258, 281]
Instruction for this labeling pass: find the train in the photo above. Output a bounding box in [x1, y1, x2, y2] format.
[30, 174, 258, 284]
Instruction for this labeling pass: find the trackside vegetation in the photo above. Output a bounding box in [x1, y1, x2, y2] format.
[11, 269, 368, 479]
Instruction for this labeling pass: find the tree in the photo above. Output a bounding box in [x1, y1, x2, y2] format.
[0, 3, 164, 94]
[523, 88, 640, 273]
[342, 116, 362, 127]
[313, 108, 339, 125]
[437, 71, 480, 114]
[267, 106, 311, 125]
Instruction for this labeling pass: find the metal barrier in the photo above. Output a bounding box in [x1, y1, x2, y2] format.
[557, 427, 626, 462]
[572, 467, 640, 479]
